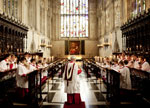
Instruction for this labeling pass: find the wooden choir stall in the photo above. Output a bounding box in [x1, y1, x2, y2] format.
[83, 59, 150, 106]
[0, 12, 28, 58]
[121, 9, 150, 60]
[0, 58, 67, 107]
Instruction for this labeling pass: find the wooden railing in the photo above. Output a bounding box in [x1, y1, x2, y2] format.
[0, 59, 67, 107]
[83, 59, 150, 105]
[129, 68, 150, 100]
[0, 69, 17, 107]
[105, 68, 120, 104]
[27, 59, 67, 107]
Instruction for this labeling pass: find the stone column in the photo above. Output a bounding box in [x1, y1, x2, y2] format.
[52, 0, 56, 41]
[10, 0, 12, 16]
[49, 16, 52, 39]
[113, 0, 115, 29]
[28, 0, 34, 28]
[18, 0, 22, 21]
[0, 0, 3, 14]
[6, 0, 8, 14]
[123, 0, 128, 23]
[146, 0, 150, 12]
[127, 0, 131, 20]
[33, 0, 36, 30]
[15, 0, 18, 19]
[89, 0, 97, 40]
[56, 0, 60, 40]
[43, 7, 45, 35]
[40, 5, 42, 33]
[45, 8, 47, 36]
[21, 0, 28, 25]
[36, 0, 40, 32]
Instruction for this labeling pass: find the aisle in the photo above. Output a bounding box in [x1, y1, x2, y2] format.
[41, 62, 108, 108]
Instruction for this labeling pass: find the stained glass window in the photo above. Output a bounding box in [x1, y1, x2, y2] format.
[60, 0, 88, 38]
[143, 0, 146, 11]
[138, 0, 141, 13]
[131, 0, 146, 18]
[132, 0, 137, 17]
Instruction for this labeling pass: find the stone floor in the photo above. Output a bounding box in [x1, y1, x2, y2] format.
[41, 72, 150, 108]
[12, 62, 150, 108]
[41, 62, 108, 108]
[41, 72, 107, 108]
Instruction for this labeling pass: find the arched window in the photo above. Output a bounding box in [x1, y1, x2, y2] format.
[3, 0, 18, 18]
[143, 0, 146, 11]
[60, 0, 88, 38]
[131, 0, 146, 17]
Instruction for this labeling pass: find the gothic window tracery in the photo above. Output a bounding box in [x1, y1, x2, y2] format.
[60, 0, 88, 38]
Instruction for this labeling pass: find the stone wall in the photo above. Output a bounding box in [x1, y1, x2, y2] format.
[97, 0, 150, 57]
[51, 40, 98, 58]
[0, 0, 52, 58]
[97, 0, 121, 57]
[51, 0, 99, 58]
[1, 0, 150, 58]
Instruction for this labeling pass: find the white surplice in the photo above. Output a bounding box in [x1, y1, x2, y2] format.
[43, 63, 48, 77]
[111, 64, 120, 72]
[134, 60, 140, 69]
[119, 66, 132, 90]
[63, 62, 80, 94]
[29, 64, 37, 71]
[141, 61, 150, 72]
[16, 63, 30, 88]
[0, 60, 9, 72]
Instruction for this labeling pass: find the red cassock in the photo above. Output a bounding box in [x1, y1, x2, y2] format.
[16, 87, 29, 98]
[10, 63, 13, 69]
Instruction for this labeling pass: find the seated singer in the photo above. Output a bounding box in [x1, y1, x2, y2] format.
[63, 56, 82, 104]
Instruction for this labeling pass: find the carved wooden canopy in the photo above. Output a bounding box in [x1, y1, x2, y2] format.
[0, 13, 28, 56]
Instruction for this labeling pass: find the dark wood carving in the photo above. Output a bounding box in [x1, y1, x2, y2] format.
[0, 13, 28, 57]
[121, 9, 150, 60]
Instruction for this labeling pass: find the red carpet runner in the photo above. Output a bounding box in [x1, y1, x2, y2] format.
[64, 102, 86, 108]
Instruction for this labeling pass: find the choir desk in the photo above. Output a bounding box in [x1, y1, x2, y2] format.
[0, 69, 17, 107]
[83, 60, 121, 105]
[0, 59, 67, 108]
[27, 59, 66, 107]
[83, 59, 150, 106]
